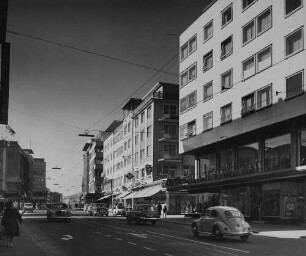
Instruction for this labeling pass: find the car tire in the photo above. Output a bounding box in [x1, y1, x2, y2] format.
[192, 224, 199, 237]
[213, 226, 223, 240]
[151, 220, 156, 226]
[126, 217, 131, 224]
[240, 235, 249, 242]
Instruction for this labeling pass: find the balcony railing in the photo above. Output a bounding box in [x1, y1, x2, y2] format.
[158, 153, 181, 161]
[159, 132, 179, 141]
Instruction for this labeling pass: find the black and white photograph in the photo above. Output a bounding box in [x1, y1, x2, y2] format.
[0, 0, 306, 255]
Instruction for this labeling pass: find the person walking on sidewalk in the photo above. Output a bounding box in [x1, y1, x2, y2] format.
[1, 201, 24, 248]
[157, 202, 162, 217]
[162, 204, 168, 219]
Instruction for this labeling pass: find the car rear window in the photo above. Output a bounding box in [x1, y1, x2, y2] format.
[24, 203, 32, 207]
[52, 204, 68, 210]
[224, 210, 242, 217]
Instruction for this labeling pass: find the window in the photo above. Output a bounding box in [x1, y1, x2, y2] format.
[242, 56, 255, 80]
[199, 154, 216, 179]
[135, 117, 139, 128]
[180, 120, 196, 140]
[163, 144, 177, 156]
[242, 0, 256, 10]
[147, 126, 152, 138]
[135, 134, 139, 146]
[180, 97, 187, 112]
[147, 106, 151, 119]
[189, 36, 197, 54]
[221, 69, 233, 90]
[180, 44, 188, 61]
[221, 104, 232, 124]
[285, 27, 304, 57]
[127, 122, 131, 132]
[220, 149, 234, 174]
[140, 112, 145, 123]
[203, 112, 213, 131]
[285, 0, 303, 16]
[241, 93, 255, 116]
[238, 142, 259, 174]
[140, 130, 144, 141]
[257, 7, 272, 35]
[164, 104, 177, 117]
[243, 20, 255, 45]
[221, 36, 233, 59]
[300, 129, 306, 165]
[146, 145, 151, 158]
[189, 91, 197, 108]
[286, 70, 304, 99]
[180, 71, 188, 87]
[264, 134, 291, 172]
[204, 20, 213, 42]
[263, 184, 280, 217]
[257, 45, 272, 72]
[188, 63, 197, 81]
[203, 51, 213, 72]
[222, 4, 233, 27]
[203, 81, 213, 101]
[257, 85, 272, 109]
[180, 91, 197, 113]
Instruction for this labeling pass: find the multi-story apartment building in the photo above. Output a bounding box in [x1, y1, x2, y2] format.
[100, 82, 195, 213]
[174, 0, 306, 224]
[32, 158, 47, 208]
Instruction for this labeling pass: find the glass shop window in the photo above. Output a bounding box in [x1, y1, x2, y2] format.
[237, 142, 259, 174]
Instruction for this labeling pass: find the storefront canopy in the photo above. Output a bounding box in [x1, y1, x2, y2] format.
[123, 185, 163, 199]
[97, 194, 112, 201]
[115, 191, 131, 199]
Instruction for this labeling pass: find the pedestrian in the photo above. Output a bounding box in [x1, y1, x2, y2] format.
[157, 202, 162, 217]
[1, 201, 24, 248]
[162, 204, 168, 219]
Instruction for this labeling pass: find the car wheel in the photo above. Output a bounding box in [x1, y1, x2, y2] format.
[126, 217, 131, 224]
[192, 224, 199, 237]
[213, 226, 223, 240]
[240, 235, 249, 242]
[151, 220, 156, 226]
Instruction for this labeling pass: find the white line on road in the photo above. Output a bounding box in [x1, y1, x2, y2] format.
[128, 242, 137, 246]
[115, 238, 122, 241]
[164, 254, 174, 256]
[147, 231, 250, 254]
[144, 247, 155, 251]
[105, 235, 111, 237]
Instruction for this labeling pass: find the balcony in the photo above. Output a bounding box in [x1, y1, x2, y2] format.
[158, 113, 179, 122]
[158, 153, 182, 162]
[158, 132, 179, 142]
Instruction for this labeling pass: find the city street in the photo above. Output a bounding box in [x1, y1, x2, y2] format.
[1, 211, 305, 256]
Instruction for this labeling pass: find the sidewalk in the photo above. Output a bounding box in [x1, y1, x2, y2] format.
[159, 214, 306, 239]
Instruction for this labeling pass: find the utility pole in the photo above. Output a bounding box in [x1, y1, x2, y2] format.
[0, 0, 10, 125]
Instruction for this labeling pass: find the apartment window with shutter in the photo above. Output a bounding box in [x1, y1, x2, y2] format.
[180, 43, 188, 61]
[189, 91, 197, 109]
[257, 85, 272, 109]
[257, 45, 272, 72]
[257, 7, 272, 35]
[180, 70, 188, 87]
[221, 104, 232, 124]
[203, 50, 213, 72]
[222, 4, 233, 28]
[204, 20, 213, 42]
[243, 20, 255, 45]
[242, 56, 255, 80]
[203, 81, 213, 101]
[180, 97, 188, 112]
[242, 0, 256, 11]
[221, 36, 233, 59]
[285, 27, 304, 58]
[188, 63, 197, 81]
[189, 36, 197, 54]
[285, 0, 303, 17]
[203, 112, 213, 131]
[286, 70, 304, 99]
[241, 93, 255, 116]
[221, 69, 233, 90]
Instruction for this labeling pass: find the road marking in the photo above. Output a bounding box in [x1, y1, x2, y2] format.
[164, 254, 174, 256]
[147, 231, 250, 254]
[128, 242, 137, 246]
[144, 247, 155, 251]
[61, 235, 73, 241]
[105, 235, 111, 237]
[115, 238, 122, 241]
[127, 233, 148, 238]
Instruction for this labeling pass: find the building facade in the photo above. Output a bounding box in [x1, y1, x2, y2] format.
[175, 0, 306, 223]
[32, 158, 47, 208]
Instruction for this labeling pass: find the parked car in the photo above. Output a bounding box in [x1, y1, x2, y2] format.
[126, 204, 160, 225]
[191, 206, 252, 241]
[89, 203, 108, 216]
[23, 202, 34, 213]
[113, 204, 126, 216]
[47, 202, 71, 222]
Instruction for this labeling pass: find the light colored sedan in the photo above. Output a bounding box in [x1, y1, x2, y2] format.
[191, 206, 252, 241]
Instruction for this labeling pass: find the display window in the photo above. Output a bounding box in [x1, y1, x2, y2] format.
[238, 143, 259, 175]
[262, 183, 280, 217]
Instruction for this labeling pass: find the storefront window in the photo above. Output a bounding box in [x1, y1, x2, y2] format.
[262, 183, 280, 217]
[300, 129, 306, 165]
[264, 134, 291, 172]
[219, 149, 234, 177]
[237, 143, 259, 175]
[199, 154, 216, 180]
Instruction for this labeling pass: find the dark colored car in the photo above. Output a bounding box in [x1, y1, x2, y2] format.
[191, 206, 252, 241]
[89, 203, 108, 216]
[47, 202, 71, 222]
[126, 204, 160, 226]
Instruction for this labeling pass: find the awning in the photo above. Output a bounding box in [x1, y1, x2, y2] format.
[134, 186, 163, 198]
[123, 190, 143, 199]
[115, 191, 131, 199]
[97, 194, 112, 201]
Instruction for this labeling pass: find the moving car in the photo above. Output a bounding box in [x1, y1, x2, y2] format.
[191, 206, 252, 241]
[23, 202, 34, 213]
[47, 202, 71, 222]
[113, 204, 126, 216]
[89, 203, 108, 216]
[126, 204, 160, 225]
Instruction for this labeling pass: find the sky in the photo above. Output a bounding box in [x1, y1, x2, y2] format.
[1, 0, 211, 196]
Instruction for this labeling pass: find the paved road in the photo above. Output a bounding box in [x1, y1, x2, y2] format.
[1, 212, 306, 256]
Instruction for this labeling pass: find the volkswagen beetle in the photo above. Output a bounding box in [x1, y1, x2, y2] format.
[191, 206, 252, 241]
